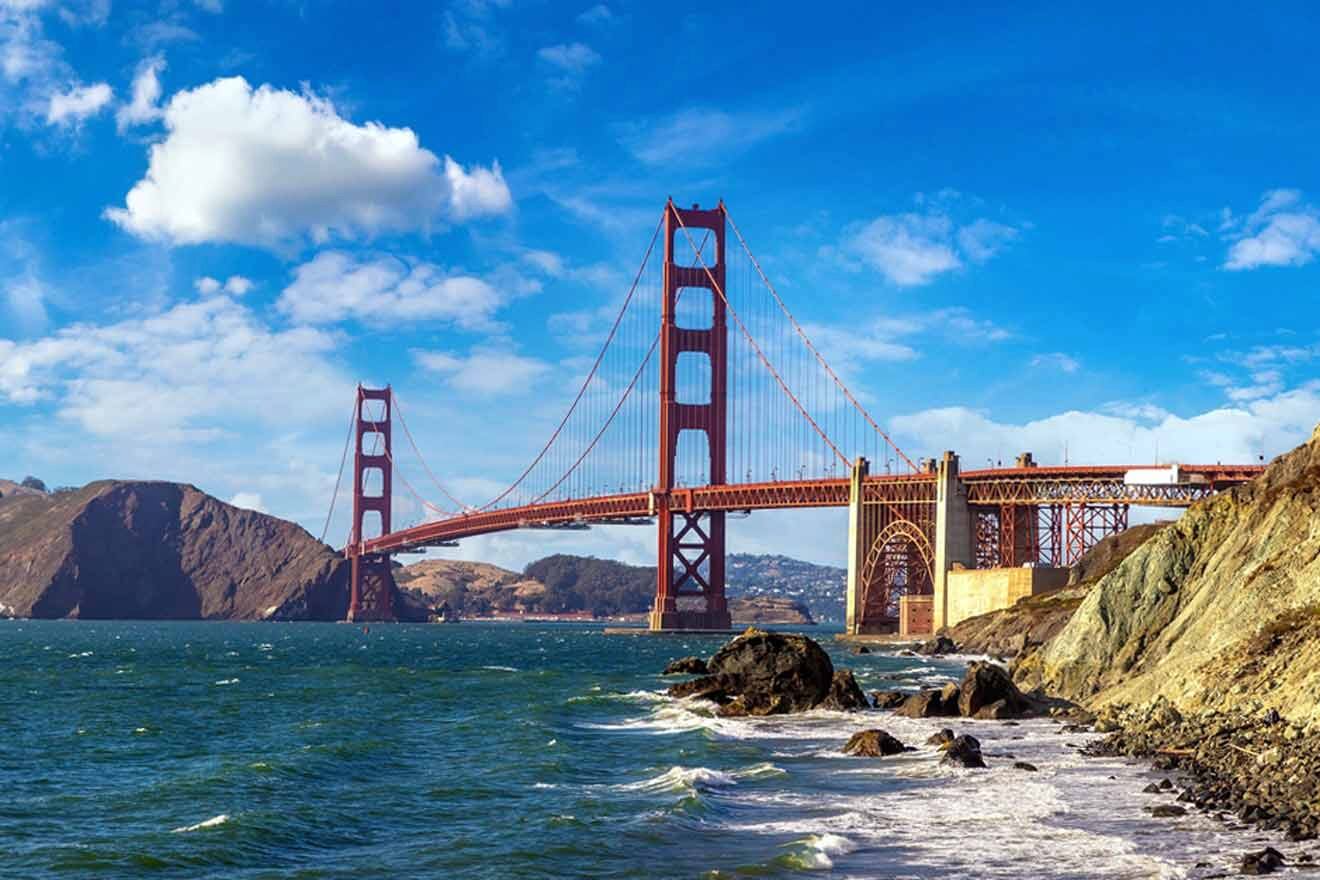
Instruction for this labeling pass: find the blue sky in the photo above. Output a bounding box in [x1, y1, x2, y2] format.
[2, 0, 1319, 569]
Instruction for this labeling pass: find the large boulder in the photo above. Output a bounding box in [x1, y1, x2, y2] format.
[941, 734, 987, 769]
[958, 661, 1031, 718]
[668, 628, 834, 716]
[871, 690, 908, 710]
[843, 729, 908, 757]
[917, 635, 958, 655]
[821, 669, 869, 711]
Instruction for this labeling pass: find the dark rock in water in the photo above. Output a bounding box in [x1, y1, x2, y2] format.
[895, 688, 959, 718]
[843, 729, 908, 757]
[917, 635, 958, 655]
[677, 628, 833, 716]
[821, 669, 868, 711]
[958, 661, 1030, 718]
[1241, 847, 1285, 875]
[662, 656, 708, 675]
[1158, 778, 1174, 790]
[1148, 804, 1187, 818]
[1014, 761, 1039, 772]
[939, 682, 961, 706]
[941, 734, 986, 769]
[927, 728, 955, 748]
[851, 645, 872, 654]
[871, 690, 907, 710]
[1142, 782, 1163, 794]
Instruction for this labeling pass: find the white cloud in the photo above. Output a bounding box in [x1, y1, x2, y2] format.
[577, 4, 613, 26]
[105, 76, 512, 247]
[890, 384, 1320, 468]
[537, 42, 600, 73]
[442, 0, 511, 56]
[3, 273, 47, 332]
[195, 275, 252, 297]
[1224, 189, 1320, 270]
[843, 204, 1020, 287]
[278, 250, 504, 329]
[45, 80, 111, 126]
[413, 345, 550, 394]
[116, 55, 164, 130]
[1030, 352, 1080, 374]
[956, 218, 1019, 262]
[228, 491, 266, 512]
[0, 293, 348, 438]
[619, 106, 801, 165]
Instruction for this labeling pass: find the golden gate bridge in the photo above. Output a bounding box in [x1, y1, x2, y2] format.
[324, 200, 1263, 634]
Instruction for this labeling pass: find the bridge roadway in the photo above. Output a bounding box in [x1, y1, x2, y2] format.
[357, 463, 1264, 556]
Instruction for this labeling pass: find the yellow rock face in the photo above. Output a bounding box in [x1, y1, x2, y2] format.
[1022, 425, 1320, 727]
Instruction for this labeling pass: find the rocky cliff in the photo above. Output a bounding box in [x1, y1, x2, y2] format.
[0, 481, 356, 620]
[1018, 426, 1320, 725]
[946, 523, 1167, 657]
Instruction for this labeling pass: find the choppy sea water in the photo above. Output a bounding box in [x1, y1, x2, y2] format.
[0, 621, 1310, 879]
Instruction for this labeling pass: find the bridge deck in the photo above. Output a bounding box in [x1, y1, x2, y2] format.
[354, 464, 1264, 556]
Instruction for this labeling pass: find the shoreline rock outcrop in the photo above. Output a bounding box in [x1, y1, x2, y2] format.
[664, 629, 865, 717]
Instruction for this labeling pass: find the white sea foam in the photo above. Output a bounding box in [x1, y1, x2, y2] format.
[480, 665, 519, 672]
[214, 678, 239, 686]
[172, 814, 230, 833]
[617, 766, 739, 793]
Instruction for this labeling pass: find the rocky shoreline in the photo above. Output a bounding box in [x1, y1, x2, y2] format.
[665, 628, 1320, 874]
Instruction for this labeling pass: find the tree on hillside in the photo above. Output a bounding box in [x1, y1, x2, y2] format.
[21, 476, 47, 492]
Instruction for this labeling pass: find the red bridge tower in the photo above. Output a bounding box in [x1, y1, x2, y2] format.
[348, 384, 396, 622]
[650, 201, 732, 631]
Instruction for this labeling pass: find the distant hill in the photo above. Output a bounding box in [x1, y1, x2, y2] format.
[0, 480, 396, 620]
[396, 552, 825, 623]
[727, 554, 846, 622]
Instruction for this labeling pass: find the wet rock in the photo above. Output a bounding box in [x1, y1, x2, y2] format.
[917, 635, 958, 655]
[1241, 846, 1285, 874]
[851, 645, 872, 655]
[926, 728, 955, 748]
[1142, 782, 1163, 794]
[870, 690, 907, 710]
[1148, 804, 1187, 818]
[843, 729, 908, 757]
[958, 661, 1031, 718]
[1014, 761, 1039, 772]
[662, 656, 708, 675]
[667, 674, 732, 703]
[821, 669, 869, 711]
[941, 734, 986, 769]
[681, 629, 834, 716]
[1158, 778, 1174, 790]
[895, 688, 959, 718]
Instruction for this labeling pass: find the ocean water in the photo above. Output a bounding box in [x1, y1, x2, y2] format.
[0, 621, 1307, 879]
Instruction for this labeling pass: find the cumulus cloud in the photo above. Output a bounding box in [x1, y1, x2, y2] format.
[842, 203, 1021, 287]
[576, 4, 613, 26]
[1223, 189, 1320, 270]
[0, 293, 348, 438]
[194, 275, 252, 297]
[45, 80, 111, 126]
[890, 384, 1320, 468]
[278, 250, 504, 329]
[104, 77, 512, 247]
[413, 345, 550, 394]
[116, 55, 164, 130]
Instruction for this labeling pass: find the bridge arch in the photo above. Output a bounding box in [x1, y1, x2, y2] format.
[858, 517, 934, 625]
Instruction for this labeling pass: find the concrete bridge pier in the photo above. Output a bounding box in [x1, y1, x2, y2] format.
[932, 451, 974, 632]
